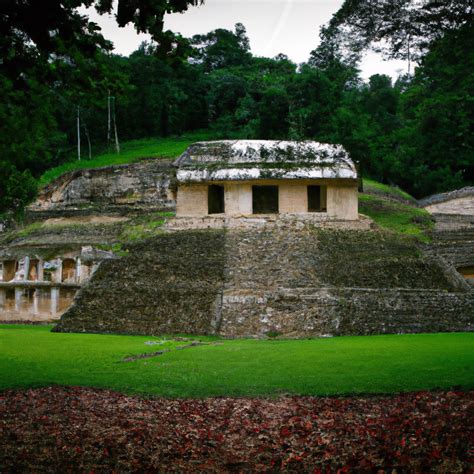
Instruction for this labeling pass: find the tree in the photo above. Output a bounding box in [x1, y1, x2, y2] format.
[190, 23, 252, 71]
[0, 0, 204, 217]
[258, 87, 290, 139]
[391, 23, 474, 196]
[316, 0, 473, 70]
[0, 162, 37, 217]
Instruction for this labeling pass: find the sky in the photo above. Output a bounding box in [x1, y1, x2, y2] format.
[80, 0, 407, 80]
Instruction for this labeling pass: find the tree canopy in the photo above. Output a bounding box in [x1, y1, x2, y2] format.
[314, 0, 473, 68]
[0, 0, 472, 218]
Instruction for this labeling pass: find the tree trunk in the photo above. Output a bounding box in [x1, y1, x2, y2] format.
[77, 105, 81, 161]
[107, 90, 111, 147]
[112, 96, 120, 154]
[84, 125, 92, 160]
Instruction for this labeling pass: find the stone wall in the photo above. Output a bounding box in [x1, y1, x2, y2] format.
[219, 288, 473, 337]
[54, 231, 225, 335]
[424, 213, 474, 274]
[30, 160, 176, 213]
[176, 180, 358, 219]
[420, 186, 474, 215]
[217, 228, 473, 336]
[55, 226, 473, 336]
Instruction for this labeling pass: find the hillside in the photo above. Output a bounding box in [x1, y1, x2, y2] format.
[359, 183, 434, 242]
[38, 135, 210, 187]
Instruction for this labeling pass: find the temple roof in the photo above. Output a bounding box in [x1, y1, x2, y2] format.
[175, 140, 357, 182]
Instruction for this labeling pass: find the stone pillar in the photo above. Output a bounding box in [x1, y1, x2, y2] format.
[23, 256, 30, 281]
[33, 290, 39, 316]
[224, 183, 252, 215]
[0, 288, 5, 308]
[37, 260, 44, 281]
[91, 263, 100, 277]
[54, 259, 63, 284]
[51, 287, 59, 315]
[176, 185, 209, 216]
[76, 258, 82, 284]
[15, 287, 22, 312]
[326, 185, 358, 220]
[279, 184, 307, 214]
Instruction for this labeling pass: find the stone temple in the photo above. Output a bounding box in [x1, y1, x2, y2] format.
[175, 140, 358, 220]
[1, 140, 473, 335]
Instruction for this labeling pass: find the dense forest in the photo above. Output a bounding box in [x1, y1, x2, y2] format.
[0, 0, 472, 217]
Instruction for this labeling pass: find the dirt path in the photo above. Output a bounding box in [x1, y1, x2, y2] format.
[0, 387, 472, 472]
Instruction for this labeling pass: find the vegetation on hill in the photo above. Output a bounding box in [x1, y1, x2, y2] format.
[1, 325, 472, 397]
[39, 135, 211, 186]
[0, 2, 472, 218]
[359, 194, 434, 242]
[362, 179, 416, 203]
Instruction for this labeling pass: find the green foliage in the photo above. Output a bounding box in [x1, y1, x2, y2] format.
[0, 162, 37, 218]
[390, 25, 474, 196]
[191, 23, 252, 71]
[359, 194, 434, 242]
[258, 87, 290, 139]
[0, 325, 472, 397]
[1, 6, 473, 215]
[11, 223, 45, 239]
[317, 0, 472, 65]
[119, 212, 174, 243]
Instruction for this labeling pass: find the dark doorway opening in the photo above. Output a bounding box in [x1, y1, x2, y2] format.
[308, 185, 327, 212]
[208, 185, 225, 214]
[1, 260, 16, 282]
[252, 186, 279, 214]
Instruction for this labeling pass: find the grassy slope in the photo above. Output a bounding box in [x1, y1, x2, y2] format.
[362, 178, 416, 203]
[1, 325, 472, 398]
[359, 180, 433, 242]
[39, 134, 211, 186]
[359, 194, 433, 242]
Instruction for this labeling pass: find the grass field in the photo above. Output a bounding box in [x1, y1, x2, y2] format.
[1, 325, 472, 398]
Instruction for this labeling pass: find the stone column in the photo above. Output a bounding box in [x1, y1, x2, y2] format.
[0, 288, 5, 308]
[51, 287, 59, 315]
[23, 256, 30, 281]
[76, 258, 82, 284]
[37, 260, 44, 281]
[91, 263, 100, 277]
[54, 259, 63, 284]
[33, 290, 39, 316]
[15, 287, 23, 312]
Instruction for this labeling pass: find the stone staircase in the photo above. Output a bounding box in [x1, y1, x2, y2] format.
[218, 228, 473, 336]
[55, 226, 473, 337]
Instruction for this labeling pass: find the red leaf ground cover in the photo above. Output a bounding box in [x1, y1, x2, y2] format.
[0, 387, 472, 472]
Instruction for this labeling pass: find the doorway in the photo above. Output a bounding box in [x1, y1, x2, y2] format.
[252, 186, 279, 214]
[208, 185, 225, 214]
[308, 185, 327, 212]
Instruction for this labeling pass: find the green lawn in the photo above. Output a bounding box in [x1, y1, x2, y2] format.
[1, 325, 472, 398]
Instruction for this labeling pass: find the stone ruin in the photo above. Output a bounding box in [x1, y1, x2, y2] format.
[0, 247, 114, 322]
[2, 140, 473, 335]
